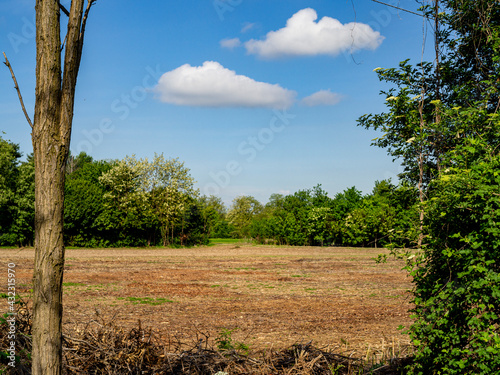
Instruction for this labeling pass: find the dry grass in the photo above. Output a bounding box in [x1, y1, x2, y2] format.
[1, 245, 415, 373]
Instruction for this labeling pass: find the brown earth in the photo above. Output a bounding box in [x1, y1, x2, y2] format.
[2, 244, 413, 357]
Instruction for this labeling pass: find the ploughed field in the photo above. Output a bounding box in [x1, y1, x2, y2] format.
[4, 244, 413, 355]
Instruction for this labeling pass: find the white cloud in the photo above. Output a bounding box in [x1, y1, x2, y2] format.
[155, 61, 296, 109]
[301, 90, 342, 107]
[220, 37, 241, 49]
[241, 22, 256, 33]
[245, 8, 384, 59]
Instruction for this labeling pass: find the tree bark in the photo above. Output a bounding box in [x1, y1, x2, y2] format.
[31, 1, 93, 374]
[417, 87, 426, 249]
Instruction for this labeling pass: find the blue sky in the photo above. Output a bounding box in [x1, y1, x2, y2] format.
[1, 0, 434, 205]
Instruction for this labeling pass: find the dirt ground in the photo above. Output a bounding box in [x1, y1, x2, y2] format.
[2, 244, 413, 356]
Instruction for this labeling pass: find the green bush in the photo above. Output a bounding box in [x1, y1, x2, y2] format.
[408, 156, 500, 374]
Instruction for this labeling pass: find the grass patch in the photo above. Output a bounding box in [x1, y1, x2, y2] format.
[208, 238, 248, 245]
[63, 282, 86, 287]
[121, 297, 174, 305]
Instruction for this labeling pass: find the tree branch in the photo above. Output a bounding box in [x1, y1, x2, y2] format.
[59, 0, 96, 146]
[79, 0, 96, 60]
[59, 2, 70, 17]
[3, 52, 34, 129]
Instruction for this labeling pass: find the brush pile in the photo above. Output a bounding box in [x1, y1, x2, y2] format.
[1, 298, 413, 374]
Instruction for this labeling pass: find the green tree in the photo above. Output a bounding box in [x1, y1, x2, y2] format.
[386, 181, 420, 248]
[330, 186, 364, 245]
[198, 195, 231, 238]
[227, 195, 263, 238]
[179, 198, 208, 245]
[98, 156, 157, 246]
[64, 155, 112, 246]
[0, 139, 35, 247]
[11, 154, 35, 246]
[331, 186, 364, 220]
[410, 141, 500, 374]
[0, 136, 21, 245]
[358, 62, 443, 246]
[143, 154, 198, 246]
[359, 1, 500, 373]
[343, 192, 395, 248]
[99, 154, 198, 246]
[305, 206, 333, 246]
[65, 150, 93, 174]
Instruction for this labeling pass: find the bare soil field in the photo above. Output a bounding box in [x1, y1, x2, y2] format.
[3, 244, 413, 356]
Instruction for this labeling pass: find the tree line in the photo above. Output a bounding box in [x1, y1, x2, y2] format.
[0, 140, 422, 248]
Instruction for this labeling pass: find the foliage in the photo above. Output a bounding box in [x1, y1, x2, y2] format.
[96, 156, 154, 246]
[1, 148, 208, 248]
[0, 140, 420, 250]
[180, 198, 210, 246]
[0, 136, 21, 244]
[247, 183, 418, 247]
[141, 153, 198, 246]
[64, 153, 113, 247]
[409, 151, 500, 374]
[98, 154, 199, 246]
[358, 0, 500, 373]
[0, 137, 34, 246]
[358, 61, 440, 187]
[215, 328, 249, 355]
[10, 154, 35, 246]
[227, 195, 263, 238]
[198, 195, 232, 238]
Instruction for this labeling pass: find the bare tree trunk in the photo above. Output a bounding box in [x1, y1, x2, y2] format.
[31, 2, 65, 373]
[417, 89, 426, 249]
[433, 0, 443, 174]
[30, 1, 94, 374]
[417, 147, 425, 248]
[161, 221, 168, 246]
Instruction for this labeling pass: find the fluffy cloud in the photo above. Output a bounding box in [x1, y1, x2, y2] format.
[300, 90, 342, 107]
[155, 61, 296, 108]
[220, 37, 241, 49]
[245, 8, 384, 59]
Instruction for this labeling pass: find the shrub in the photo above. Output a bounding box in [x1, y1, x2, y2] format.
[407, 157, 500, 374]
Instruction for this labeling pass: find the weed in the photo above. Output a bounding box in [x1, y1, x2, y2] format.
[329, 363, 345, 374]
[215, 328, 249, 355]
